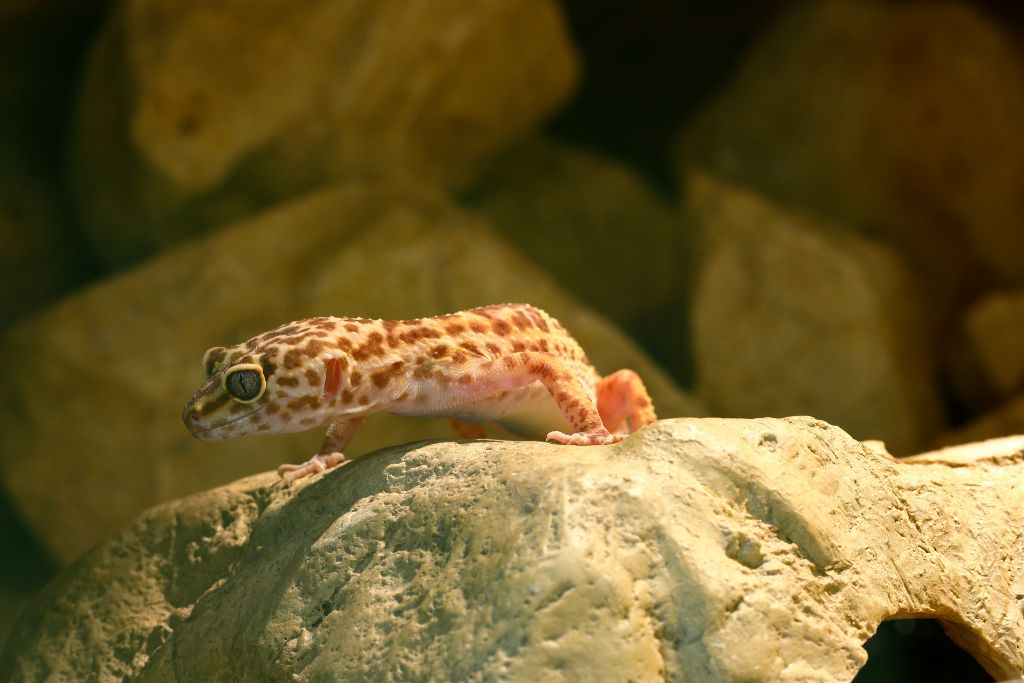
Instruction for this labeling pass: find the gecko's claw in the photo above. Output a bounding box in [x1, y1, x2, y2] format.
[545, 430, 625, 446]
[277, 452, 348, 484]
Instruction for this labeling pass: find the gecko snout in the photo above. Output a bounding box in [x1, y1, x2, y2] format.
[182, 403, 202, 429]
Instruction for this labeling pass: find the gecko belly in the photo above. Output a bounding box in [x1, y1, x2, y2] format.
[396, 381, 573, 439]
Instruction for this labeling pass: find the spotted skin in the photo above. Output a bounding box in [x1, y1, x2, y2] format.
[182, 304, 657, 483]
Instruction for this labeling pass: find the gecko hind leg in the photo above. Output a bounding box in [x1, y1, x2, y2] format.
[452, 352, 622, 447]
[596, 369, 657, 436]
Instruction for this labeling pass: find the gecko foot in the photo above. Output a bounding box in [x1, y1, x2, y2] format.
[545, 430, 626, 446]
[277, 452, 348, 484]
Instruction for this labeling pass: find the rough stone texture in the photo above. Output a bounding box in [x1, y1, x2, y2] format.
[467, 138, 688, 332]
[2, 417, 1021, 681]
[0, 180, 701, 565]
[70, 0, 579, 267]
[963, 291, 1024, 399]
[676, 0, 1024, 320]
[689, 172, 943, 455]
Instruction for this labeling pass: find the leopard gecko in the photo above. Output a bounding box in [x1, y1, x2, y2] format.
[182, 303, 657, 483]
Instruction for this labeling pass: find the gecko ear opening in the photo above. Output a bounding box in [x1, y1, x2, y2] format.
[223, 364, 266, 403]
[203, 346, 227, 378]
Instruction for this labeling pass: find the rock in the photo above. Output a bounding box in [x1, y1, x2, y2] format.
[467, 138, 685, 324]
[466, 138, 692, 376]
[0, 171, 80, 324]
[676, 0, 1024, 320]
[0, 7, 97, 324]
[688, 172, 943, 454]
[0, 180, 701, 564]
[2, 417, 1021, 681]
[963, 291, 1024, 399]
[70, 0, 580, 268]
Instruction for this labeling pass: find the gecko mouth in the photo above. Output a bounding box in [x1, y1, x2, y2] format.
[187, 405, 267, 439]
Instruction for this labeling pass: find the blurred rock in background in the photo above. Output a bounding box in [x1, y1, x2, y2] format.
[687, 173, 943, 455]
[2, 0, 1024, 675]
[677, 0, 1024, 329]
[71, 0, 580, 268]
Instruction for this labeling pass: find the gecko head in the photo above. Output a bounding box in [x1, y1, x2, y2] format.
[182, 335, 342, 442]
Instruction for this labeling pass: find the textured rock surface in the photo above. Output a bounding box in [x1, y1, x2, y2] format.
[689, 173, 942, 454]
[964, 291, 1024, 399]
[0, 180, 701, 564]
[71, 0, 579, 267]
[676, 0, 1024, 318]
[3, 418, 1021, 681]
[467, 138, 687, 331]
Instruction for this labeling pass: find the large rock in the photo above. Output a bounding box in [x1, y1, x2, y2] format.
[0, 180, 700, 564]
[676, 0, 1024, 319]
[70, 0, 579, 267]
[2, 418, 1021, 681]
[689, 173, 943, 454]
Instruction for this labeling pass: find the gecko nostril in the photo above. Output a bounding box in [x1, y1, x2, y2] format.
[182, 405, 201, 425]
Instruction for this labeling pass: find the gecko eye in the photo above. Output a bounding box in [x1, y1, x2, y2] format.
[223, 364, 266, 403]
[203, 346, 227, 378]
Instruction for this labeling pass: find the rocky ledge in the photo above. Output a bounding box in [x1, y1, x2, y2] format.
[2, 417, 1022, 681]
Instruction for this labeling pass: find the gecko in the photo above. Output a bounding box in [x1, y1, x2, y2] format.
[182, 303, 657, 483]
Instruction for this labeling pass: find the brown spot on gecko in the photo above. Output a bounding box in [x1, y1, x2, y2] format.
[452, 351, 468, 364]
[259, 356, 277, 378]
[350, 371, 363, 386]
[503, 356, 517, 369]
[358, 395, 370, 406]
[492, 319, 512, 336]
[277, 376, 299, 387]
[371, 360, 405, 388]
[444, 323, 465, 335]
[303, 339, 325, 357]
[459, 374, 474, 384]
[264, 325, 300, 340]
[460, 341, 481, 356]
[283, 349, 303, 369]
[469, 322, 487, 334]
[266, 401, 280, 414]
[512, 310, 532, 330]
[288, 396, 320, 411]
[486, 343, 501, 355]
[305, 368, 321, 385]
[299, 417, 318, 427]
[341, 389, 354, 404]
[512, 341, 525, 352]
[431, 344, 449, 358]
[344, 323, 359, 333]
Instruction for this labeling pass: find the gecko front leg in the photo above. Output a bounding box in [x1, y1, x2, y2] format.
[277, 416, 365, 484]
